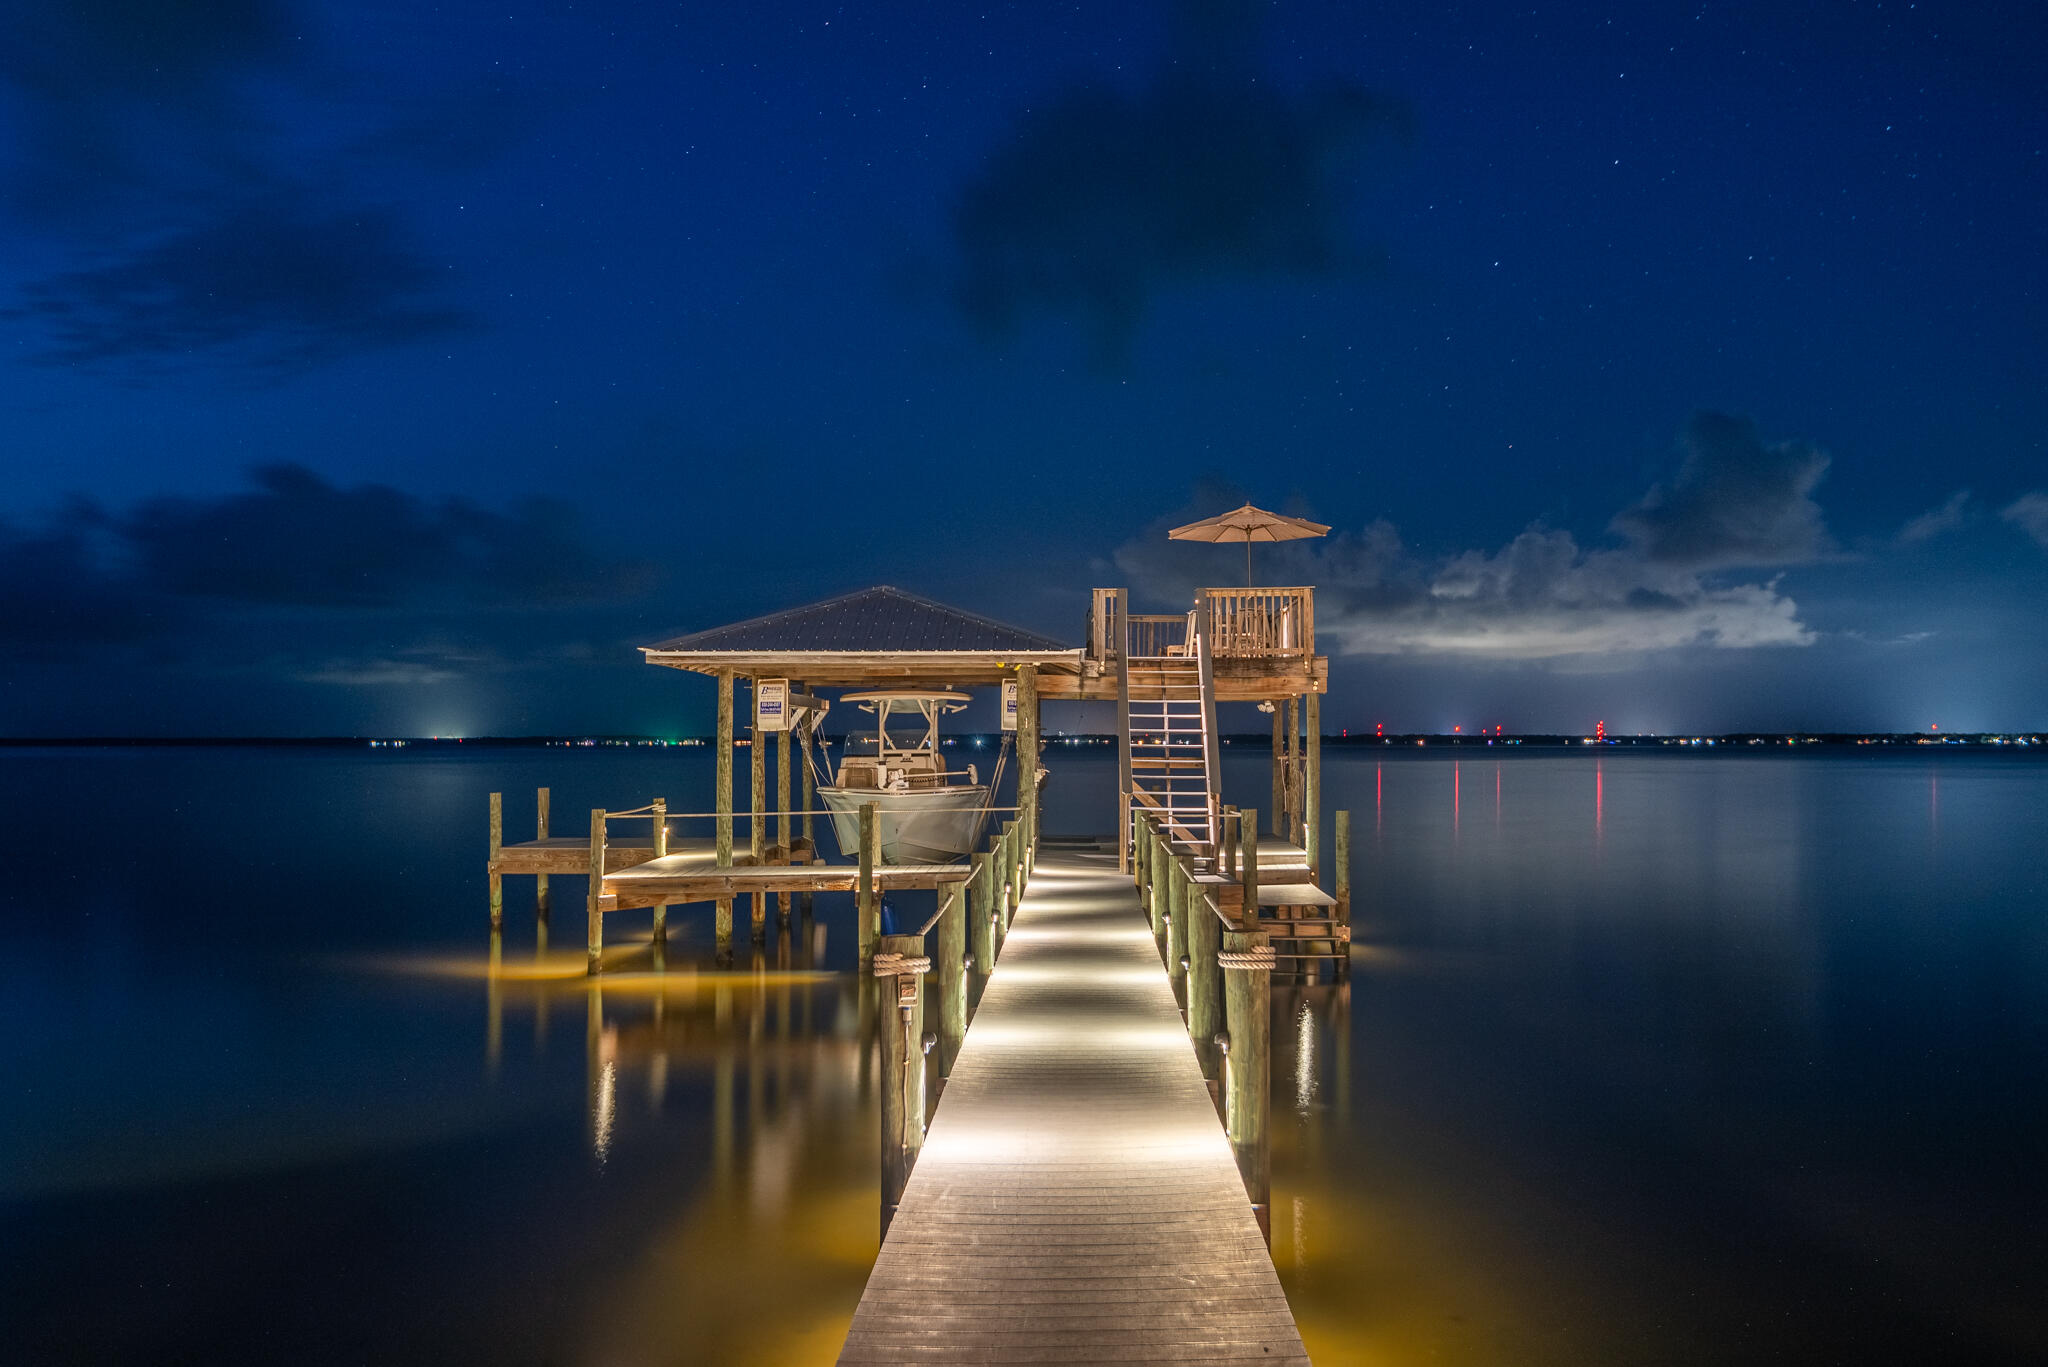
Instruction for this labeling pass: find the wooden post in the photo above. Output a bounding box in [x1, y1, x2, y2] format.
[797, 678, 814, 848]
[1306, 691, 1322, 881]
[1187, 882, 1223, 1080]
[1241, 808, 1260, 926]
[650, 799, 668, 963]
[1223, 929, 1273, 1238]
[799, 702, 816, 922]
[586, 808, 606, 975]
[857, 801, 879, 963]
[776, 723, 792, 924]
[1008, 819, 1024, 912]
[1269, 703, 1284, 839]
[1137, 807, 1152, 896]
[1277, 705, 1294, 844]
[1335, 809, 1352, 979]
[750, 681, 767, 945]
[1222, 804, 1239, 881]
[1149, 823, 1169, 954]
[535, 787, 551, 924]
[932, 882, 967, 1078]
[488, 792, 503, 928]
[969, 850, 996, 1001]
[716, 669, 734, 964]
[876, 932, 928, 1237]
[1017, 664, 1039, 856]
[1166, 853, 1188, 1005]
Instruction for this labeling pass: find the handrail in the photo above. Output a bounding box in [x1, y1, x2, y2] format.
[1203, 585, 1314, 659]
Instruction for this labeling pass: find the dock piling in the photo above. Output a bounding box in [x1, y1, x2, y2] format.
[776, 721, 792, 924]
[750, 683, 767, 946]
[1166, 853, 1188, 1006]
[1241, 808, 1260, 923]
[1187, 881, 1223, 1081]
[968, 850, 995, 1004]
[488, 792, 503, 928]
[1270, 702, 1284, 837]
[1335, 808, 1351, 978]
[1306, 691, 1322, 881]
[876, 932, 928, 1237]
[650, 799, 668, 967]
[931, 883, 966, 1081]
[1222, 927, 1274, 1239]
[535, 787, 551, 923]
[857, 801, 879, 963]
[586, 808, 606, 975]
[716, 668, 735, 965]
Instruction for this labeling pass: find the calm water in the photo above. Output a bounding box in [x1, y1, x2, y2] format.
[2, 744, 2044, 1364]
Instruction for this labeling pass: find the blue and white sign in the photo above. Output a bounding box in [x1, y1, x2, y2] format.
[1001, 680, 1018, 732]
[755, 678, 789, 732]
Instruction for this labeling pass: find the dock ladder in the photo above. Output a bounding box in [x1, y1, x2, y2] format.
[1117, 594, 1223, 862]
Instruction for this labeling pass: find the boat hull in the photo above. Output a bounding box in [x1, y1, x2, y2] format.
[819, 787, 992, 864]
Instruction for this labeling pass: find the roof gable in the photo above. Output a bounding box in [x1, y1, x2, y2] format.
[643, 586, 1072, 654]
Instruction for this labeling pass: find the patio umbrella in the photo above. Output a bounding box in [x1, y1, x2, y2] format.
[1167, 503, 1331, 585]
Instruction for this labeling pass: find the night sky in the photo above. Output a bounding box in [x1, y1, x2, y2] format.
[4, 1, 2044, 736]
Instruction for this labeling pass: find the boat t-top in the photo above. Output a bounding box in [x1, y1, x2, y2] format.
[811, 690, 1002, 865]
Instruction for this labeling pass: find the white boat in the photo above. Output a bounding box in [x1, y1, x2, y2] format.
[815, 691, 996, 864]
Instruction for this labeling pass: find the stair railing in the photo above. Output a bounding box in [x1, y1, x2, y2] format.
[1195, 590, 1223, 862]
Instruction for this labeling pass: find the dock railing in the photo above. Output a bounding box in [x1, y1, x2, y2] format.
[877, 801, 1035, 1233]
[1205, 586, 1314, 659]
[1090, 585, 1314, 662]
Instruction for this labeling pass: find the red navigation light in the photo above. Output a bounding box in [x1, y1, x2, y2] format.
[1931, 722, 1939, 732]
[1596, 720, 1606, 741]
[1453, 725, 1461, 733]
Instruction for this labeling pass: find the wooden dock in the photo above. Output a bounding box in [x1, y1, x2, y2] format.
[837, 845, 1309, 1365]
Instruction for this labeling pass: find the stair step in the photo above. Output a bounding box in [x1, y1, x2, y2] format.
[1130, 758, 1207, 769]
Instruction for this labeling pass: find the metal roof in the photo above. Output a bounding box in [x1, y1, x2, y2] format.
[643, 586, 1072, 654]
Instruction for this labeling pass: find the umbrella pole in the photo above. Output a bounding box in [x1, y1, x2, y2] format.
[1246, 539, 1253, 588]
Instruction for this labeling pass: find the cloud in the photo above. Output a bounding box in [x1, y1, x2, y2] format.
[0, 466, 658, 656]
[0, 0, 296, 220]
[8, 196, 472, 370]
[951, 2, 1405, 361]
[1115, 415, 1829, 666]
[294, 657, 464, 687]
[1611, 411, 1833, 568]
[1899, 490, 1971, 544]
[2001, 492, 2048, 549]
[1, 2, 499, 373]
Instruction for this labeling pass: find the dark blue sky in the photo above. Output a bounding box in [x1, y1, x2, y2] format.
[3, 1, 2044, 735]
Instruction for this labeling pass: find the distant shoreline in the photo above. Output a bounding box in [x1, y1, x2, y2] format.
[3, 732, 2040, 750]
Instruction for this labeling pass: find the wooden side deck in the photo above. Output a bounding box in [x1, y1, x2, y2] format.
[838, 846, 1308, 1365]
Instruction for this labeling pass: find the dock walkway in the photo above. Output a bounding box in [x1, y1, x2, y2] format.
[838, 846, 1308, 1365]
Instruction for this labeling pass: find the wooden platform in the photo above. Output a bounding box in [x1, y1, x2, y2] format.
[837, 847, 1308, 1365]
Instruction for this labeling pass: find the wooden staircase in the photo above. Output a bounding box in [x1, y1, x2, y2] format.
[1118, 620, 1222, 858]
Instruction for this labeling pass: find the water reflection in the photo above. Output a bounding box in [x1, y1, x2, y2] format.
[465, 954, 886, 1364]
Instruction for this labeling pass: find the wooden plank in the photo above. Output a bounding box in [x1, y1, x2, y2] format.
[837, 847, 1306, 1366]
